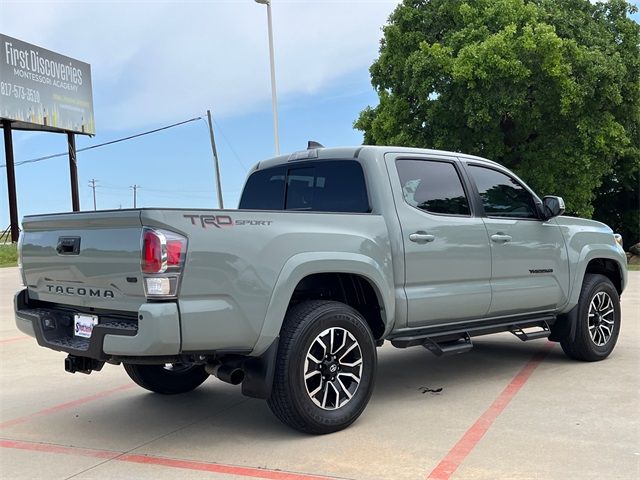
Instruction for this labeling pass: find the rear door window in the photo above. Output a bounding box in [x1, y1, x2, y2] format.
[239, 161, 370, 213]
[396, 159, 471, 216]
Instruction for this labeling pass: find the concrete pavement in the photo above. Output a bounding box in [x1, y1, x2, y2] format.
[1, 266, 638, 479]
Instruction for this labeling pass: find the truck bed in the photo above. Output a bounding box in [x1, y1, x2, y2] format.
[20, 208, 393, 354]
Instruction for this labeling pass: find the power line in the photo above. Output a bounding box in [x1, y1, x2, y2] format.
[97, 184, 129, 191]
[95, 189, 218, 201]
[0, 116, 202, 168]
[212, 118, 250, 172]
[97, 183, 214, 194]
[134, 191, 218, 200]
[200, 117, 250, 172]
[141, 187, 214, 193]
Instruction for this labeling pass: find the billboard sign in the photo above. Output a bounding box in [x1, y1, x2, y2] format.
[0, 34, 95, 135]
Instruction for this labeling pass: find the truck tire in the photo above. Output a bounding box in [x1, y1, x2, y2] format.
[267, 300, 377, 434]
[123, 363, 209, 394]
[560, 274, 621, 362]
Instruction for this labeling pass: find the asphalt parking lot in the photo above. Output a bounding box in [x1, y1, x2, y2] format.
[0, 266, 638, 480]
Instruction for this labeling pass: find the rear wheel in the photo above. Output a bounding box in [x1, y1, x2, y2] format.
[267, 300, 377, 434]
[560, 274, 621, 362]
[123, 363, 209, 394]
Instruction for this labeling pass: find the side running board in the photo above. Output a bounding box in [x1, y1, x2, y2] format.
[422, 333, 473, 357]
[390, 315, 555, 356]
[390, 332, 473, 356]
[510, 321, 550, 341]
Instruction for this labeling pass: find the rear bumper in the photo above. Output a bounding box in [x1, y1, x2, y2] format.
[14, 289, 181, 360]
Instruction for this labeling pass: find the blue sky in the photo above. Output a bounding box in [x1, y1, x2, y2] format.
[0, 0, 399, 227]
[1, 1, 638, 229]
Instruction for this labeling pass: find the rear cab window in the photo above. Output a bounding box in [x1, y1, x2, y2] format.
[239, 160, 370, 213]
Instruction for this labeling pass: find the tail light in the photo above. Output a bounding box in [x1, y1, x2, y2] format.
[141, 228, 187, 298]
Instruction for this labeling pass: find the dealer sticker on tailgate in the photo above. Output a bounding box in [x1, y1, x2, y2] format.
[74, 314, 98, 338]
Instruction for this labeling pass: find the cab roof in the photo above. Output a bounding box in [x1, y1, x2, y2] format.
[252, 145, 500, 171]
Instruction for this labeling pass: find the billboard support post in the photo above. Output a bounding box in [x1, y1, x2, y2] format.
[67, 132, 79, 212]
[2, 121, 19, 243]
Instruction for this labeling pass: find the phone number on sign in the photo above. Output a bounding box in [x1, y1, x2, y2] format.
[0, 82, 41, 103]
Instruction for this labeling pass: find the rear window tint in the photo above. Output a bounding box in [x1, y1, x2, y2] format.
[396, 159, 470, 216]
[239, 161, 369, 213]
[238, 167, 285, 210]
[469, 165, 538, 219]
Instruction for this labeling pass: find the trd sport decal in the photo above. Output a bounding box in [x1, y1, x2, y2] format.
[184, 214, 273, 229]
[184, 214, 232, 228]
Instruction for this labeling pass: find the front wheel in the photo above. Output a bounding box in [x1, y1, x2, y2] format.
[267, 300, 377, 434]
[123, 363, 209, 394]
[559, 274, 621, 362]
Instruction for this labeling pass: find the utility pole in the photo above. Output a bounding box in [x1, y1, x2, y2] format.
[88, 179, 97, 211]
[130, 184, 139, 208]
[206, 110, 224, 209]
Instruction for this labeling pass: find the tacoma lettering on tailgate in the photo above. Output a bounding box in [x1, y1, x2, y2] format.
[46, 285, 115, 298]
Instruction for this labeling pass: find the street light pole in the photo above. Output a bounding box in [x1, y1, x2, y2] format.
[255, 0, 280, 155]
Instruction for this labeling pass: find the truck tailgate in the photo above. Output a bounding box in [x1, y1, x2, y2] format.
[21, 210, 146, 312]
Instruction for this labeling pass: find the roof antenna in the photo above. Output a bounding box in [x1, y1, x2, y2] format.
[307, 140, 324, 150]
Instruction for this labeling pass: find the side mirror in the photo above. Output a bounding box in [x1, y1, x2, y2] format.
[542, 196, 565, 219]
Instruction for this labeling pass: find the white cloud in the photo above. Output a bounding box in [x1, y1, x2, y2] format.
[0, 0, 399, 130]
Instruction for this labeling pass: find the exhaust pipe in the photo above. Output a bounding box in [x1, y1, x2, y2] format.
[206, 364, 245, 385]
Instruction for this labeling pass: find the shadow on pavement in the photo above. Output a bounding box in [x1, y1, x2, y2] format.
[17, 338, 571, 443]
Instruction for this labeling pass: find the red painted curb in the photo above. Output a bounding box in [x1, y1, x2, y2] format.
[0, 439, 119, 459]
[0, 439, 338, 480]
[0, 335, 29, 344]
[427, 343, 554, 479]
[120, 453, 339, 479]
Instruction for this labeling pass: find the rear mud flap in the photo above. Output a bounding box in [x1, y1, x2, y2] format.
[241, 338, 279, 400]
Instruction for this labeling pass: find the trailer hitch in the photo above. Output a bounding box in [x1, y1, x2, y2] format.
[65, 355, 104, 374]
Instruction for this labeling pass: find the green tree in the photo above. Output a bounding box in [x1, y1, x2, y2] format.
[356, 0, 639, 246]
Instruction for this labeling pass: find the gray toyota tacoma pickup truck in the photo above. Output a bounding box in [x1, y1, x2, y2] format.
[14, 145, 627, 434]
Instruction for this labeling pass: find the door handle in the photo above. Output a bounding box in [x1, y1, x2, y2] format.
[491, 233, 512, 243]
[409, 232, 435, 243]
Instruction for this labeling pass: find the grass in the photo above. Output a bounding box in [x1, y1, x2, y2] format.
[627, 263, 640, 271]
[0, 244, 18, 267]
